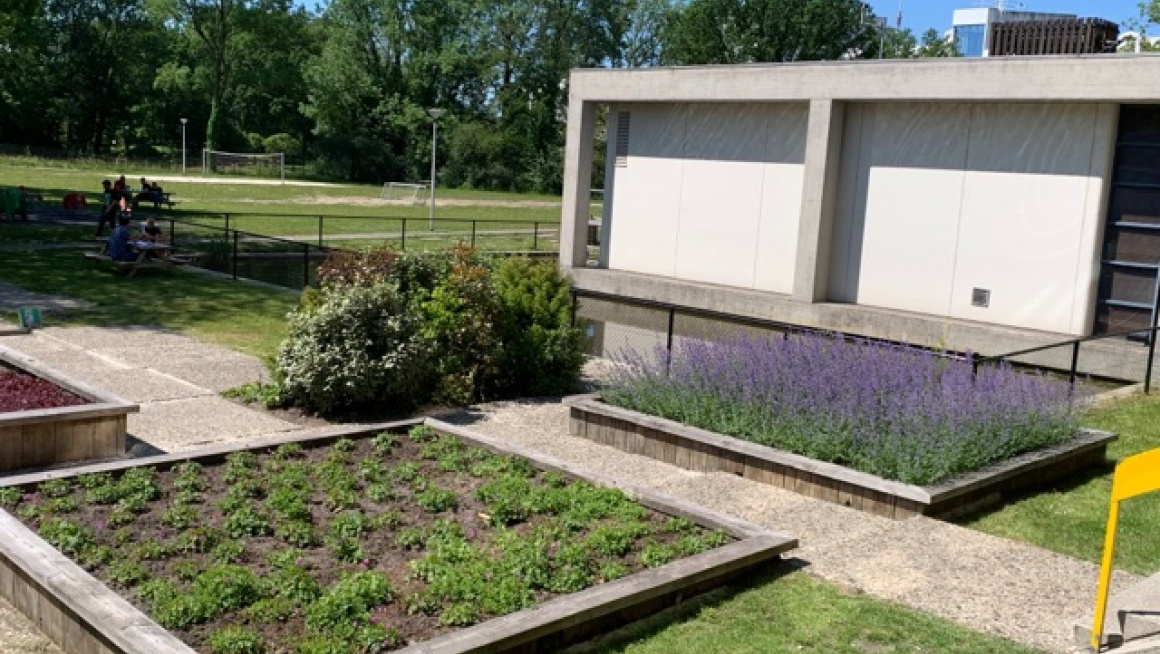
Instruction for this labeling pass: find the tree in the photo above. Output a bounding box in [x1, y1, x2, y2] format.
[171, 0, 249, 152]
[661, 0, 875, 65]
[0, 0, 52, 145]
[915, 28, 959, 57]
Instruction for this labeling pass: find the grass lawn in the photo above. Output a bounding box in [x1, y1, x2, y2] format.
[0, 223, 90, 244]
[0, 249, 297, 360]
[579, 570, 1042, 654]
[964, 394, 1160, 576]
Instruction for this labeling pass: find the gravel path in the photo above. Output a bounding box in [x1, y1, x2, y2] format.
[438, 397, 1141, 654]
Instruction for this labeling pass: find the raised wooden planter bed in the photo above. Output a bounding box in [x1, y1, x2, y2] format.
[565, 395, 1115, 520]
[0, 419, 796, 654]
[0, 345, 137, 473]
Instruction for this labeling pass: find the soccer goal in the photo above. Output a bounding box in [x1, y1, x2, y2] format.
[202, 150, 285, 183]
[379, 182, 428, 204]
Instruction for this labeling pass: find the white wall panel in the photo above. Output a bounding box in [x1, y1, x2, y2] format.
[674, 105, 767, 288]
[832, 104, 970, 314]
[754, 105, 809, 294]
[605, 102, 807, 293]
[950, 104, 1101, 334]
[606, 104, 686, 276]
[830, 102, 1111, 336]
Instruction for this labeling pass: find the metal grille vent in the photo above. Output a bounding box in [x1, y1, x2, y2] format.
[971, 288, 991, 308]
[615, 112, 631, 167]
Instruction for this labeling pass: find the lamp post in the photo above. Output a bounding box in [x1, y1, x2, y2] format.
[427, 108, 445, 230]
[180, 118, 188, 175]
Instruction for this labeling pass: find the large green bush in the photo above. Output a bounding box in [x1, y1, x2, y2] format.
[277, 281, 432, 416]
[275, 247, 584, 417]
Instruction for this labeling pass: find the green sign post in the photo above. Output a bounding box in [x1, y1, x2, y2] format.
[17, 307, 42, 330]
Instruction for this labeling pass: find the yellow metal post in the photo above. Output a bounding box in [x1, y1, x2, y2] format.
[1091, 448, 1160, 650]
[1091, 501, 1120, 650]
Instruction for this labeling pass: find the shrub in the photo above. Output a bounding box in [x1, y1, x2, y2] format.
[605, 334, 1079, 485]
[278, 247, 585, 416]
[305, 571, 393, 634]
[208, 626, 265, 654]
[278, 281, 432, 416]
[491, 256, 585, 397]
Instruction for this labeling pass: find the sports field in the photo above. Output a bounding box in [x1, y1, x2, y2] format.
[0, 157, 587, 251]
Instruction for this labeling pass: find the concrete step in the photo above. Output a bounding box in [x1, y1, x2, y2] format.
[1075, 572, 1160, 650]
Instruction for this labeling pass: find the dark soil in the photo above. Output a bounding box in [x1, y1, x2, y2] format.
[6, 429, 732, 653]
[0, 368, 87, 412]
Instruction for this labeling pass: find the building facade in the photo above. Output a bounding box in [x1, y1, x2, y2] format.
[952, 8, 1076, 57]
[558, 57, 1160, 368]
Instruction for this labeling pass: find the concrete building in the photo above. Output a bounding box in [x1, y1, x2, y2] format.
[952, 7, 1076, 57]
[558, 56, 1160, 377]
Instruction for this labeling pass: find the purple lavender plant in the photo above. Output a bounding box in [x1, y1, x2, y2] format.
[604, 333, 1078, 485]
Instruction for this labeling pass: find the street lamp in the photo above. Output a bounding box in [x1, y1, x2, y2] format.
[427, 108, 445, 230]
[180, 118, 188, 175]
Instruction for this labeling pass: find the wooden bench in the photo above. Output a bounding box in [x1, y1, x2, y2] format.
[84, 243, 187, 278]
[129, 191, 177, 211]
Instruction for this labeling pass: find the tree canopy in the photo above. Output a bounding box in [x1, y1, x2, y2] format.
[1, 0, 961, 191]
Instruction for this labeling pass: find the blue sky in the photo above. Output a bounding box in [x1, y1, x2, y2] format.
[867, 1, 1149, 33]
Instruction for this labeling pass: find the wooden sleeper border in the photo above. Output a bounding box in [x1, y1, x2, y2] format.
[0, 418, 797, 654]
[564, 395, 1116, 520]
[0, 344, 138, 473]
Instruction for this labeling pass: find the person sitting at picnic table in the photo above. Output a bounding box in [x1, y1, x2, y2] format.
[108, 214, 136, 262]
[139, 216, 165, 243]
[113, 175, 127, 192]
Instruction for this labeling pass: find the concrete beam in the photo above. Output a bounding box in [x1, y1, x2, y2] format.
[560, 98, 597, 271]
[794, 99, 844, 303]
[569, 56, 1160, 104]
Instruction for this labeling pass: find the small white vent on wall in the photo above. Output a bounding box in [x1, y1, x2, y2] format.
[971, 288, 991, 308]
[615, 112, 631, 167]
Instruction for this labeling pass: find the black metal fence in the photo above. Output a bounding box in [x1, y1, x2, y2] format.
[177, 211, 559, 254]
[164, 219, 329, 290]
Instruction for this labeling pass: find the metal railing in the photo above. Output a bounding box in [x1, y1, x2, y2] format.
[572, 288, 1160, 393]
[175, 211, 559, 254]
[976, 324, 1160, 394]
[162, 218, 331, 290]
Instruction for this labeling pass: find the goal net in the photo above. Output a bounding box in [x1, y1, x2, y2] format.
[202, 150, 285, 183]
[380, 182, 428, 204]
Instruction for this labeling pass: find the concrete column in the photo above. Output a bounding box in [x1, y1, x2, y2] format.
[793, 99, 846, 303]
[560, 98, 597, 271]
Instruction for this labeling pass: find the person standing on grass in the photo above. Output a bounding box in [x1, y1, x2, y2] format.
[96, 180, 119, 236]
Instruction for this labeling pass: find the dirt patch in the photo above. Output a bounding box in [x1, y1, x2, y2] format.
[5, 427, 731, 652]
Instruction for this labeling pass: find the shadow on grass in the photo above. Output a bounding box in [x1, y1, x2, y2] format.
[562, 559, 808, 654]
[949, 458, 1115, 526]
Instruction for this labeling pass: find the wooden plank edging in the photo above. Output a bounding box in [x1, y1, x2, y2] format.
[0, 419, 796, 654]
[564, 395, 1116, 518]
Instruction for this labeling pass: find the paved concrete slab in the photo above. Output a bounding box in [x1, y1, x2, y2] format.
[128, 396, 299, 453]
[1076, 572, 1160, 648]
[4, 348, 134, 376]
[146, 358, 271, 393]
[60, 368, 211, 403]
[36, 325, 188, 349]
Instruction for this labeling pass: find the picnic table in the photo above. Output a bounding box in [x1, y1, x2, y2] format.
[84, 240, 192, 277]
[129, 188, 177, 210]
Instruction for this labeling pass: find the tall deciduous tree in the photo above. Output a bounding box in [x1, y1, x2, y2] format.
[171, 0, 249, 151]
[661, 0, 875, 65]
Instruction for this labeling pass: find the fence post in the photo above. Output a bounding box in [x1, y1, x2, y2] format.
[303, 243, 310, 288]
[1069, 340, 1081, 389]
[1147, 328, 1158, 395]
[570, 290, 577, 328]
[471, 220, 477, 248]
[533, 222, 539, 251]
[231, 230, 238, 281]
[168, 219, 175, 246]
[318, 216, 324, 249]
[225, 213, 230, 234]
[401, 218, 407, 252]
[665, 307, 676, 376]
[972, 358, 980, 380]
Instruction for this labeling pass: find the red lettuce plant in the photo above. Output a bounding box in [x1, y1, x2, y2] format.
[0, 370, 87, 412]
